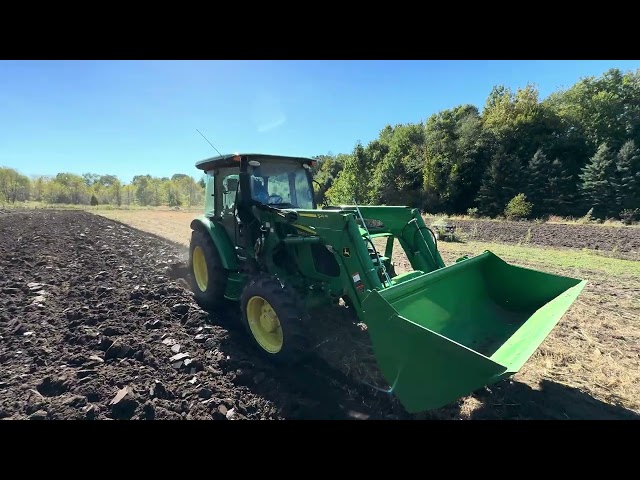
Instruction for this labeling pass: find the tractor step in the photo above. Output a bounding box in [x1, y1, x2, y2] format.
[358, 228, 393, 240]
[368, 232, 393, 239]
[371, 255, 390, 265]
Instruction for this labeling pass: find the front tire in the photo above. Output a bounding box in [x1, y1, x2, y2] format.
[240, 274, 309, 363]
[189, 229, 228, 310]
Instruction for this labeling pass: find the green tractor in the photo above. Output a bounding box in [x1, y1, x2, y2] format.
[188, 153, 586, 413]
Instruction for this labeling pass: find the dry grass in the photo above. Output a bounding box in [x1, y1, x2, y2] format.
[386, 239, 640, 417]
[90, 208, 640, 418]
[94, 209, 196, 246]
[513, 270, 640, 413]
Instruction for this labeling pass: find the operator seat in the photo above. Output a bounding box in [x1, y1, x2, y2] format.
[234, 176, 267, 253]
[251, 177, 269, 204]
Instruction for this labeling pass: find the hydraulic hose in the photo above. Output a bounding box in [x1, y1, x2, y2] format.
[401, 218, 440, 270]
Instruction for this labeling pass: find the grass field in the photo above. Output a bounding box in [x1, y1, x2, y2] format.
[431, 241, 639, 416]
[91, 207, 640, 418]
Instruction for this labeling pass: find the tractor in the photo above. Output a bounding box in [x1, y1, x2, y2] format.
[188, 153, 586, 413]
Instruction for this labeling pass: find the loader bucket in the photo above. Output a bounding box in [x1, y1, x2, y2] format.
[361, 250, 586, 413]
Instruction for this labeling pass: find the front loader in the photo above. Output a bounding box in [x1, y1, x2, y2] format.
[189, 153, 586, 413]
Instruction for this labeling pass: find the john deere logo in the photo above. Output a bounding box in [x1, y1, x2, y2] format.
[342, 247, 350, 257]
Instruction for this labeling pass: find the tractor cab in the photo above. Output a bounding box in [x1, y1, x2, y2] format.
[246, 159, 315, 210]
[196, 153, 317, 260]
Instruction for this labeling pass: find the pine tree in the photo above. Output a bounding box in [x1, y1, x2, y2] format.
[579, 143, 618, 218]
[548, 158, 577, 216]
[615, 140, 640, 211]
[476, 149, 522, 217]
[526, 148, 552, 216]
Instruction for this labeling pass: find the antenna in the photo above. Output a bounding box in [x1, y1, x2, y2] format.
[196, 129, 224, 157]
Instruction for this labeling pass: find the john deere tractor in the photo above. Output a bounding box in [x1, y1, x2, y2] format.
[189, 153, 586, 413]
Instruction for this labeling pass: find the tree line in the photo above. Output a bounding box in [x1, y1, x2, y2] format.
[2, 68, 639, 222]
[312, 68, 640, 222]
[0, 170, 206, 208]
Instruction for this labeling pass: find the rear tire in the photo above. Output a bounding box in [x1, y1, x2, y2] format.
[240, 274, 309, 363]
[189, 229, 228, 310]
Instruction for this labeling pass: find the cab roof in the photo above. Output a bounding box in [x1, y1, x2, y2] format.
[195, 153, 316, 171]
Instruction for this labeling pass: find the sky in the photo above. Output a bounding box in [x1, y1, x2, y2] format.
[1, 59, 640, 183]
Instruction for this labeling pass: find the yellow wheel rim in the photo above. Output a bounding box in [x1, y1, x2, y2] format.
[246, 296, 283, 354]
[193, 246, 208, 292]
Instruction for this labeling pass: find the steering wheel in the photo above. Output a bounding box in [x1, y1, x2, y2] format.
[268, 195, 284, 204]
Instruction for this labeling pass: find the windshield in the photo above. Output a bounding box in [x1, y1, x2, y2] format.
[249, 159, 314, 209]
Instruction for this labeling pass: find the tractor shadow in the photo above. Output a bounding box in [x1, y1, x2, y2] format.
[429, 378, 640, 420]
[204, 302, 407, 420]
[462, 379, 640, 420]
[168, 260, 393, 419]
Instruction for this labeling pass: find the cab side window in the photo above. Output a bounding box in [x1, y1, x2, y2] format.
[221, 173, 239, 215]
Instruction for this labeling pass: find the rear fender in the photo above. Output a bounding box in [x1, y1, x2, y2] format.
[190, 215, 237, 270]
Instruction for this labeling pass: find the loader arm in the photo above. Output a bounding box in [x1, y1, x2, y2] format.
[268, 206, 442, 314]
[269, 205, 586, 413]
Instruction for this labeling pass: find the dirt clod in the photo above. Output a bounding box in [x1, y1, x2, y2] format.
[171, 304, 189, 316]
[11, 321, 27, 336]
[65, 395, 88, 408]
[104, 341, 131, 360]
[29, 410, 48, 420]
[37, 376, 70, 397]
[198, 387, 212, 399]
[110, 386, 139, 419]
[170, 352, 189, 362]
[145, 320, 163, 329]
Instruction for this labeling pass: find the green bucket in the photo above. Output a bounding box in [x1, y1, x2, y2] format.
[361, 250, 586, 413]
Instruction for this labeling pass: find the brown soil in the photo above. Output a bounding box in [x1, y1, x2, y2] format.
[1, 209, 637, 420]
[0, 210, 404, 420]
[440, 218, 640, 260]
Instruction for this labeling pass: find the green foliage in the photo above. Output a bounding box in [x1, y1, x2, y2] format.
[620, 208, 640, 225]
[422, 105, 490, 213]
[579, 143, 619, 218]
[311, 153, 346, 205]
[325, 142, 372, 205]
[0, 167, 205, 208]
[371, 124, 424, 206]
[545, 69, 640, 154]
[548, 158, 577, 216]
[526, 149, 551, 216]
[615, 140, 640, 211]
[483, 84, 559, 162]
[4, 67, 640, 219]
[476, 148, 522, 216]
[526, 149, 576, 217]
[504, 193, 533, 219]
[0, 167, 31, 204]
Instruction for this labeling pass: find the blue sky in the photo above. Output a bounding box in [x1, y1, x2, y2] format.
[1, 60, 639, 183]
